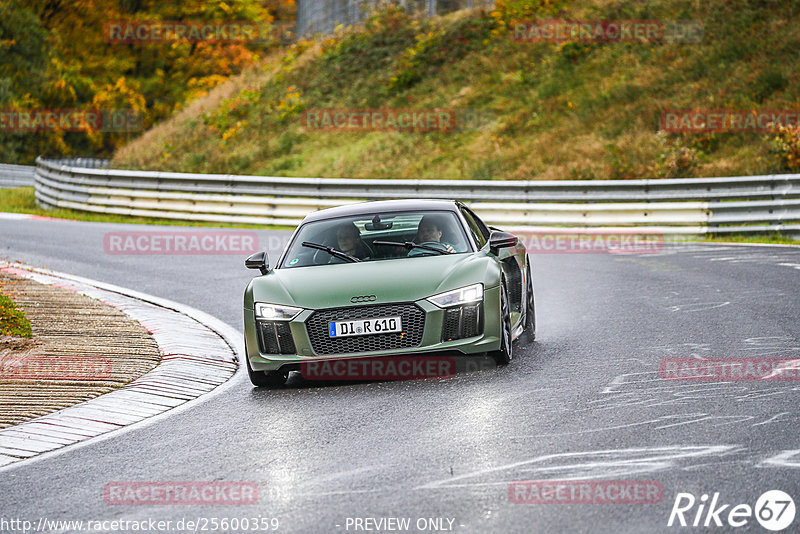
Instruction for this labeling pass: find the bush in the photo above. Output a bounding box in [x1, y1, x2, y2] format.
[655, 132, 699, 178]
[389, 13, 495, 92]
[771, 125, 800, 171]
[491, 0, 569, 23]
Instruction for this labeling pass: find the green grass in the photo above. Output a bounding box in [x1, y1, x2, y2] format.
[698, 233, 800, 246]
[0, 187, 288, 229]
[0, 293, 32, 338]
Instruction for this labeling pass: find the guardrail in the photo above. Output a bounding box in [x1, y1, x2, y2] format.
[34, 157, 800, 236]
[0, 164, 36, 188]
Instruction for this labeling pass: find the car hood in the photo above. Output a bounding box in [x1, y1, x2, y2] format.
[247, 253, 495, 309]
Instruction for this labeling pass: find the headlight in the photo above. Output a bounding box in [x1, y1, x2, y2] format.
[254, 303, 302, 321]
[427, 283, 483, 308]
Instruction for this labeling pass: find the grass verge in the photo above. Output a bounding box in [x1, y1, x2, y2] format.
[699, 233, 800, 246]
[0, 293, 32, 338]
[0, 187, 287, 229]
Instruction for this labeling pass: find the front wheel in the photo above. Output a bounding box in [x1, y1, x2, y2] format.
[246, 354, 287, 388]
[523, 261, 536, 343]
[489, 281, 513, 365]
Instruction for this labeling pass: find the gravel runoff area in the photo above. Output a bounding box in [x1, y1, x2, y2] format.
[0, 270, 161, 429]
[0, 262, 238, 469]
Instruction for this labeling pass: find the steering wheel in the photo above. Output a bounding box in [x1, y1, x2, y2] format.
[407, 241, 450, 257]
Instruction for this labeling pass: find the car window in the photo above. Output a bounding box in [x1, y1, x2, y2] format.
[464, 207, 491, 242]
[280, 210, 471, 268]
[460, 207, 487, 248]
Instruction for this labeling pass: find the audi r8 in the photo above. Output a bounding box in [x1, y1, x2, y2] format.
[243, 199, 534, 387]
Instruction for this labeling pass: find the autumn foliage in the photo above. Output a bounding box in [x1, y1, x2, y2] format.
[0, 0, 296, 163]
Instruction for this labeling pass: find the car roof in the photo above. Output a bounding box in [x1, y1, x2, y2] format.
[301, 199, 461, 223]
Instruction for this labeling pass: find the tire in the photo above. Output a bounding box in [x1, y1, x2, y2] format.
[489, 280, 513, 365]
[246, 351, 287, 388]
[523, 261, 536, 343]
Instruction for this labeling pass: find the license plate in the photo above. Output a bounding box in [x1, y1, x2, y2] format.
[328, 316, 402, 338]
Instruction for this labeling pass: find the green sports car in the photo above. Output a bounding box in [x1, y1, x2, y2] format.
[243, 199, 535, 387]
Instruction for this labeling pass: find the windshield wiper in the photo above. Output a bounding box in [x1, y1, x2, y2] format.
[301, 242, 361, 263]
[372, 240, 450, 255]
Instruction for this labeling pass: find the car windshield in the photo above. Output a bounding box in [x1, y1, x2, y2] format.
[280, 210, 471, 268]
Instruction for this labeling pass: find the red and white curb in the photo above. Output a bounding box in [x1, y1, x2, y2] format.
[0, 261, 242, 470]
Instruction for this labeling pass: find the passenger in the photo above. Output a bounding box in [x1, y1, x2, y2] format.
[415, 215, 456, 253]
[335, 222, 371, 260]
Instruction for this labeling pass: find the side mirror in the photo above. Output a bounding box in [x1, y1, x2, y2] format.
[245, 251, 270, 275]
[488, 231, 518, 255]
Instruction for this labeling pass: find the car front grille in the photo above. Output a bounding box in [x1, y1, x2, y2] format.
[306, 303, 425, 355]
[257, 320, 297, 355]
[441, 303, 483, 342]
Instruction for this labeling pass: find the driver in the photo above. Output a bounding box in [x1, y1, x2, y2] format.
[335, 222, 371, 260]
[415, 215, 456, 253]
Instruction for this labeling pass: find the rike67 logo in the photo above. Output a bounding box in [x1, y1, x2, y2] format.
[668, 490, 796, 531]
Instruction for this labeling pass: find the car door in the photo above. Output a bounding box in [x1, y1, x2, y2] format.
[460, 206, 525, 325]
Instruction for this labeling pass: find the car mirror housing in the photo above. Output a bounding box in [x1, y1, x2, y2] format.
[488, 231, 518, 255]
[245, 251, 270, 275]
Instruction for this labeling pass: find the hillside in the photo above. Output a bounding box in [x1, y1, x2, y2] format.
[0, 1, 294, 164]
[113, 0, 800, 180]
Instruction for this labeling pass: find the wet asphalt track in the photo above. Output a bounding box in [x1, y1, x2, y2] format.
[1, 217, 800, 533]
